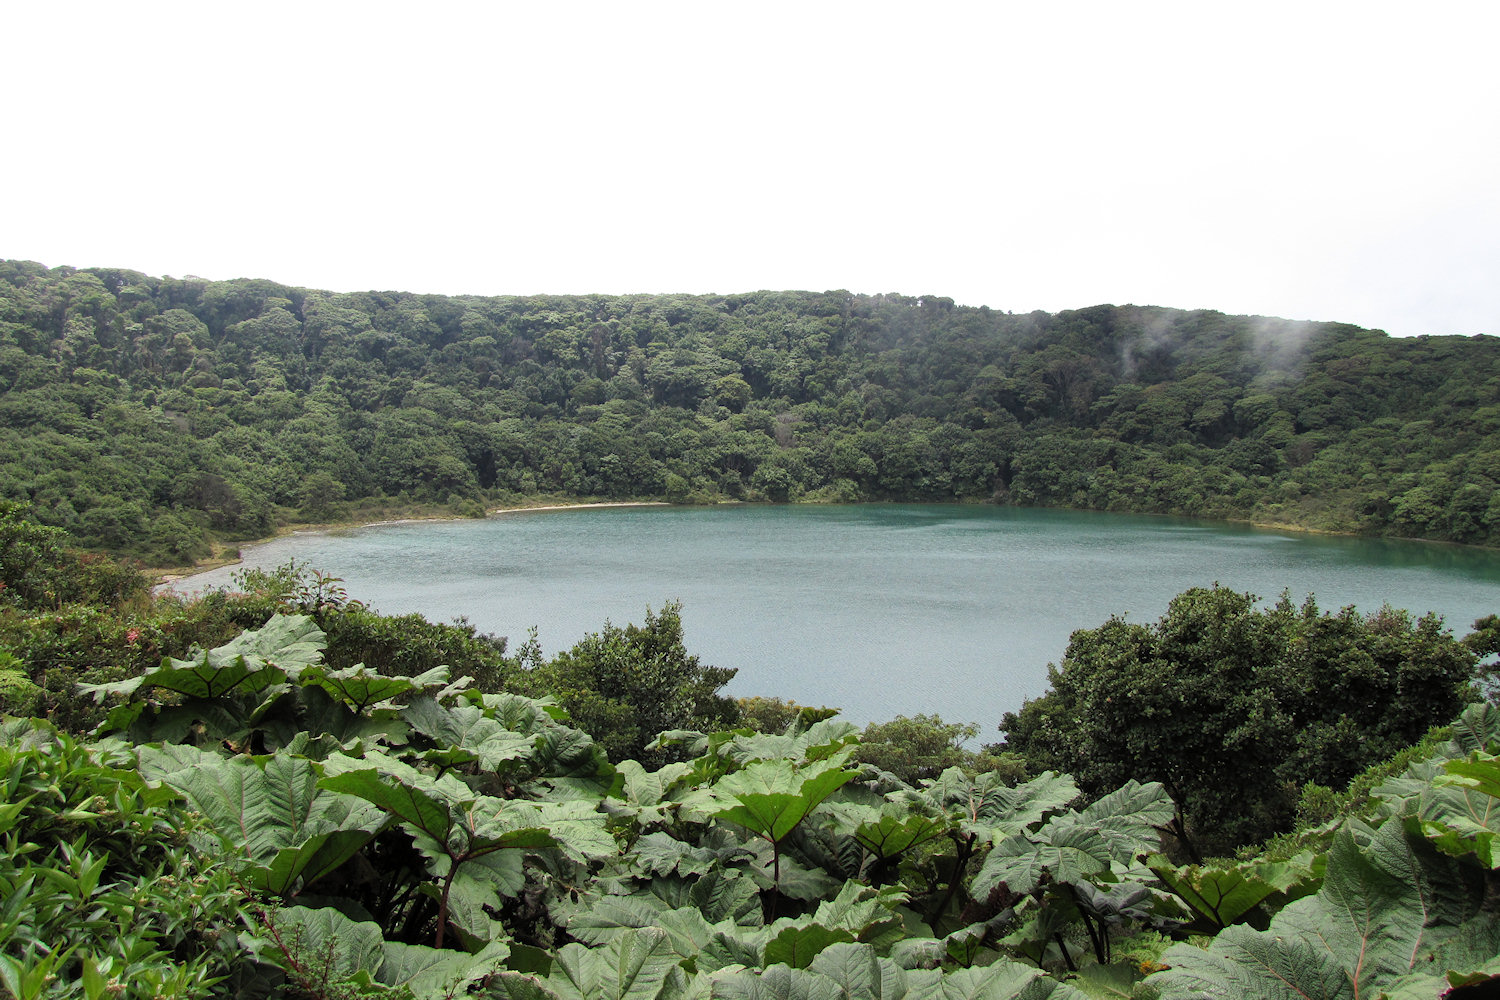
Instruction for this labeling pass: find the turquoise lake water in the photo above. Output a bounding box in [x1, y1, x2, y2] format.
[172, 505, 1500, 735]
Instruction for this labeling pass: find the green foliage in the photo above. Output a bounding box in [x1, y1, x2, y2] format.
[857, 714, 1027, 786]
[4, 595, 1500, 996]
[513, 602, 741, 766]
[0, 500, 146, 611]
[6, 261, 1500, 563]
[1146, 853, 1323, 932]
[0, 720, 245, 997]
[4, 498, 1500, 1000]
[1145, 822, 1499, 999]
[232, 559, 512, 690]
[738, 696, 841, 735]
[999, 585, 1479, 853]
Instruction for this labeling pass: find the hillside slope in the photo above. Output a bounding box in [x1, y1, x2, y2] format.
[3, 259, 1498, 561]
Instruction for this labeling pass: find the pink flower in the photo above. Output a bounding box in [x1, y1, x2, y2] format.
[126, 628, 141, 645]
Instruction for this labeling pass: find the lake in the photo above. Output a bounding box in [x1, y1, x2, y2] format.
[170, 504, 1500, 736]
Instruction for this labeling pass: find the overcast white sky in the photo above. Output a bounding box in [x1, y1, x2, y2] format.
[7, 2, 1497, 337]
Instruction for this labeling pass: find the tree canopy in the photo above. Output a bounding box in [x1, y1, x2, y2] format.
[4, 259, 1500, 562]
[998, 585, 1479, 852]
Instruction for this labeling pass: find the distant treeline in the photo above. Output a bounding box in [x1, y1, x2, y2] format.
[3, 258, 1498, 563]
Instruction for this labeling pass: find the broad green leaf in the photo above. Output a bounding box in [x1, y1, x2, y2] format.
[935, 962, 1087, 1000]
[427, 871, 507, 949]
[491, 973, 566, 1000]
[971, 824, 1112, 898]
[566, 895, 707, 946]
[629, 867, 761, 929]
[492, 799, 615, 861]
[764, 925, 857, 970]
[1064, 780, 1173, 865]
[1065, 963, 1141, 999]
[1446, 702, 1500, 755]
[262, 905, 384, 980]
[1147, 822, 1493, 999]
[736, 842, 844, 901]
[404, 697, 538, 771]
[1440, 752, 1500, 799]
[1375, 715, 1500, 825]
[549, 927, 683, 1000]
[107, 613, 326, 701]
[710, 964, 846, 1000]
[617, 759, 696, 815]
[277, 684, 409, 749]
[109, 650, 285, 702]
[212, 613, 328, 674]
[888, 937, 947, 972]
[563, 898, 763, 971]
[723, 721, 862, 766]
[302, 663, 447, 712]
[1148, 926, 1351, 1000]
[845, 807, 954, 862]
[378, 939, 511, 993]
[138, 746, 387, 893]
[710, 758, 859, 844]
[690, 869, 764, 926]
[1146, 852, 1322, 930]
[808, 882, 908, 950]
[320, 766, 457, 844]
[806, 943, 935, 1000]
[0, 717, 57, 747]
[1378, 917, 1500, 997]
[633, 832, 722, 877]
[256, 826, 389, 896]
[455, 689, 568, 731]
[1432, 751, 1500, 868]
[910, 770, 1078, 839]
[1404, 749, 1500, 869]
[533, 725, 616, 783]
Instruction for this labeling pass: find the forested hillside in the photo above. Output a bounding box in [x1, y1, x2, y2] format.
[3, 258, 1498, 563]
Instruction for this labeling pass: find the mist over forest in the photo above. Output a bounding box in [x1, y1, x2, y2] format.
[4, 258, 1498, 565]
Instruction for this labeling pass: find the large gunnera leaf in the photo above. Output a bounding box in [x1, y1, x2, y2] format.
[85, 613, 326, 703]
[403, 696, 537, 771]
[1146, 852, 1322, 931]
[905, 769, 1079, 840]
[701, 757, 859, 844]
[494, 927, 685, 1000]
[969, 780, 1171, 899]
[710, 943, 1085, 1000]
[138, 744, 388, 894]
[1145, 821, 1497, 999]
[1428, 752, 1500, 867]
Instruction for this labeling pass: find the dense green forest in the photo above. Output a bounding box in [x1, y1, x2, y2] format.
[3, 505, 1499, 997]
[4, 259, 1499, 564]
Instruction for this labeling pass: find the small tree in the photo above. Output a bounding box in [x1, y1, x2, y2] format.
[999, 585, 1478, 852]
[0, 501, 146, 611]
[296, 471, 346, 522]
[513, 601, 740, 766]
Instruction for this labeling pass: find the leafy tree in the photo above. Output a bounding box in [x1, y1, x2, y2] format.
[296, 470, 346, 522]
[0, 500, 145, 610]
[998, 585, 1479, 852]
[739, 696, 841, 734]
[856, 714, 1025, 786]
[6, 259, 1500, 560]
[512, 602, 741, 765]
